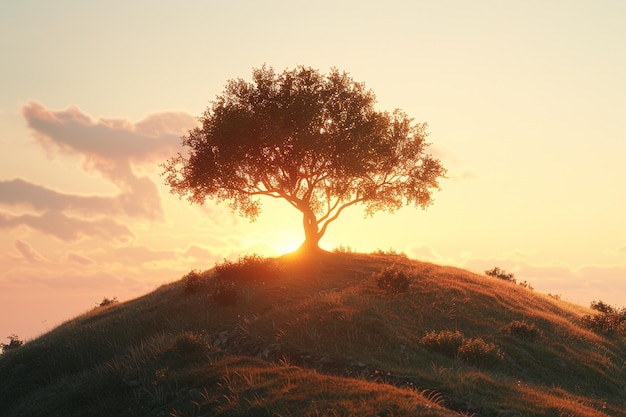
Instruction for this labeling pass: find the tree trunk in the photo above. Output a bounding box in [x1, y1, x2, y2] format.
[299, 210, 322, 253]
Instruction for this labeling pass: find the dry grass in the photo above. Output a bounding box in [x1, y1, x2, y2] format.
[0, 251, 624, 416]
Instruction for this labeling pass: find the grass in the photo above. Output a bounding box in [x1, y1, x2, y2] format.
[0, 251, 624, 416]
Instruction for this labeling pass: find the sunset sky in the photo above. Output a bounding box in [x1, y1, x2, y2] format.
[2, 0, 625, 341]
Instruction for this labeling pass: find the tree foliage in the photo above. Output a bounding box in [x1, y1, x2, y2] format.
[162, 65, 446, 251]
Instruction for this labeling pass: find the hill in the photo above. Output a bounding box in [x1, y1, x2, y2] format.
[0, 252, 624, 416]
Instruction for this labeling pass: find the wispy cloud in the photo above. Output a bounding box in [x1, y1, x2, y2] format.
[0, 210, 134, 243]
[0, 177, 163, 221]
[20, 101, 196, 219]
[10, 239, 48, 263]
[0, 103, 198, 242]
[21, 102, 194, 163]
[65, 252, 96, 266]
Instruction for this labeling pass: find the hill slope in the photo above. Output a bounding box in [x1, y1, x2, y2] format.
[0, 252, 624, 416]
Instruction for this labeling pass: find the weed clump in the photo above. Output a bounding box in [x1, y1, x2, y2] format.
[457, 338, 503, 367]
[371, 248, 408, 258]
[213, 280, 239, 306]
[211, 254, 283, 306]
[98, 296, 118, 307]
[420, 330, 464, 357]
[421, 330, 502, 368]
[501, 320, 543, 342]
[1, 334, 23, 354]
[183, 269, 204, 294]
[581, 301, 626, 335]
[171, 332, 210, 361]
[333, 244, 354, 254]
[373, 265, 411, 295]
[214, 254, 284, 284]
[517, 280, 534, 290]
[485, 267, 516, 283]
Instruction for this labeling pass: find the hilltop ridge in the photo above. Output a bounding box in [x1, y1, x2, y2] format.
[0, 252, 624, 416]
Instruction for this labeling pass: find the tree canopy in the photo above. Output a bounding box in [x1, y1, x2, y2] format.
[162, 65, 446, 252]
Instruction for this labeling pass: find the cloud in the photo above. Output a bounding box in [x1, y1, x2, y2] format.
[2, 103, 198, 243]
[0, 210, 134, 243]
[0, 178, 113, 213]
[52, 244, 221, 272]
[96, 245, 176, 265]
[10, 239, 48, 263]
[87, 244, 224, 270]
[1, 267, 143, 292]
[182, 244, 218, 261]
[0, 176, 164, 222]
[406, 243, 446, 263]
[19, 102, 197, 221]
[66, 252, 95, 266]
[21, 102, 194, 163]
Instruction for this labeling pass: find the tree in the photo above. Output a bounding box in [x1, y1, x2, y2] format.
[162, 66, 446, 252]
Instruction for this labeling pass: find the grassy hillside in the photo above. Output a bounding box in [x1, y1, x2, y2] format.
[0, 252, 624, 416]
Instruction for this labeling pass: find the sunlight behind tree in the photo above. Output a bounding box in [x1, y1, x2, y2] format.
[162, 65, 446, 252]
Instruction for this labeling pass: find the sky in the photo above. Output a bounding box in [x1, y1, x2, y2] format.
[1, 0, 625, 341]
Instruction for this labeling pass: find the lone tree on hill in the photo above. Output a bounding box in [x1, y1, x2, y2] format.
[162, 66, 446, 252]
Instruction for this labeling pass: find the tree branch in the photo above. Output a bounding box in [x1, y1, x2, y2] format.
[317, 196, 366, 238]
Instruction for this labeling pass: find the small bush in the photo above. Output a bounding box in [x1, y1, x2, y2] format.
[371, 248, 408, 258]
[98, 296, 118, 307]
[183, 269, 204, 294]
[501, 320, 543, 342]
[420, 330, 464, 357]
[334, 244, 354, 254]
[590, 300, 621, 315]
[214, 254, 284, 284]
[457, 338, 503, 367]
[581, 301, 626, 335]
[518, 280, 534, 290]
[171, 332, 210, 360]
[485, 267, 516, 283]
[1, 334, 24, 354]
[373, 265, 411, 295]
[213, 280, 239, 306]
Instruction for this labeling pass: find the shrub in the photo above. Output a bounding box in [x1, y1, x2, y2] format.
[457, 338, 503, 367]
[590, 300, 621, 315]
[581, 301, 626, 335]
[171, 332, 210, 361]
[501, 320, 543, 342]
[98, 296, 118, 307]
[214, 254, 284, 284]
[1, 334, 24, 354]
[420, 330, 464, 357]
[183, 269, 204, 294]
[485, 267, 516, 283]
[373, 265, 411, 295]
[334, 244, 354, 254]
[518, 280, 534, 290]
[371, 248, 408, 258]
[213, 280, 239, 306]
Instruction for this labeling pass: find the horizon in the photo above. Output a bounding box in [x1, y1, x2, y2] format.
[1, 0, 626, 341]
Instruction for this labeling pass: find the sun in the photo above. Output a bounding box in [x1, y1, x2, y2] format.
[270, 232, 303, 255]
